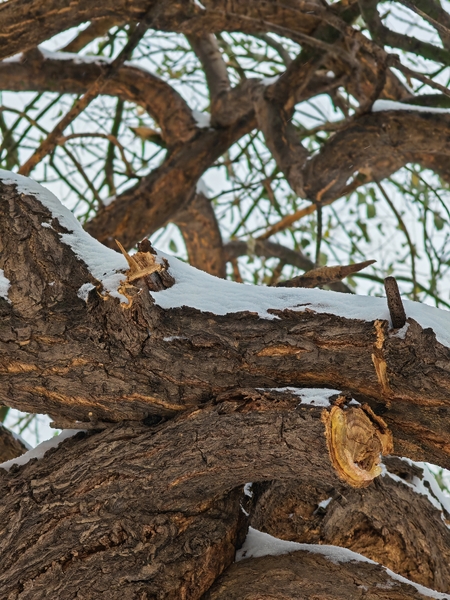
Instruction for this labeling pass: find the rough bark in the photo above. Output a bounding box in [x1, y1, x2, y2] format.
[1, 3, 450, 598]
[0, 396, 346, 599]
[0, 52, 198, 147]
[250, 457, 450, 591]
[2, 179, 450, 473]
[83, 121, 250, 249]
[0, 423, 28, 462]
[0, 0, 324, 61]
[205, 550, 438, 599]
[173, 192, 226, 278]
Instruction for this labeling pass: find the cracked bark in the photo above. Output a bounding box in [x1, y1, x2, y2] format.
[0, 396, 345, 599]
[205, 550, 437, 599]
[2, 180, 450, 471]
[249, 457, 450, 592]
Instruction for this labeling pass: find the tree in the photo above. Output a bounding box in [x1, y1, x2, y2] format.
[1, 0, 450, 597]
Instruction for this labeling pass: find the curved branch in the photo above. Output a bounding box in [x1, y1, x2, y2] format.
[173, 190, 226, 278]
[187, 33, 230, 100]
[84, 120, 250, 249]
[61, 18, 123, 53]
[0, 0, 325, 61]
[206, 543, 441, 599]
[255, 100, 450, 206]
[0, 397, 344, 597]
[3, 175, 450, 472]
[0, 51, 197, 146]
[0, 424, 28, 462]
[303, 110, 450, 203]
[251, 457, 450, 591]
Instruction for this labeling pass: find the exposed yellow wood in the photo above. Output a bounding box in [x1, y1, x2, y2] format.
[322, 400, 393, 488]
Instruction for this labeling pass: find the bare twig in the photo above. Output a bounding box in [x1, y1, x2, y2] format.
[18, 8, 157, 176]
[277, 260, 376, 289]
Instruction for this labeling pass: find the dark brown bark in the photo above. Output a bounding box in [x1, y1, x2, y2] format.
[0, 423, 28, 462]
[173, 192, 226, 278]
[205, 550, 437, 599]
[1, 3, 450, 598]
[2, 180, 450, 473]
[0, 52, 198, 147]
[0, 396, 347, 598]
[250, 457, 450, 591]
[84, 121, 250, 249]
[0, 0, 324, 62]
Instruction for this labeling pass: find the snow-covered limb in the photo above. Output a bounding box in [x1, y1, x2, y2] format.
[2, 172, 450, 475]
[229, 528, 449, 599]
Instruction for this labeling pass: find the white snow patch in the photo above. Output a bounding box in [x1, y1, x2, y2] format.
[192, 109, 211, 128]
[163, 335, 187, 342]
[3, 54, 22, 63]
[41, 221, 52, 228]
[196, 178, 210, 196]
[244, 483, 253, 497]
[193, 0, 205, 8]
[373, 99, 450, 114]
[3, 170, 450, 349]
[0, 429, 83, 471]
[0, 269, 11, 303]
[77, 282, 95, 302]
[390, 322, 410, 339]
[3, 48, 146, 71]
[0, 170, 129, 303]
[382, 459, 450, 527]
[154, 251, 450, 349]
[318, 497, 332, 510]
[40, 48, 115, 65]
[262, 75, 280, 86]
[236, 528, 449, 599]
[102, 195, 116, 207]
[257, 387, 341, 407]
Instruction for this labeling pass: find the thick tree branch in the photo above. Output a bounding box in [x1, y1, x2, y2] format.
[251, 457, 450, 592]
[84, 121, 250, 249]
[3, 176, 450, 471]
[187, 33, 230, 101]
[0, 51, 197, 146]
[0, 0, 325, 61]
[0, 396, 348, 598]
[253, 86, 308, 198]
[173, 191, 226, 278]
[0, 424, 28, 462]
[206, 546, 440, 599]
[61, 17, 124, 53]
[303, 110, 450, 203]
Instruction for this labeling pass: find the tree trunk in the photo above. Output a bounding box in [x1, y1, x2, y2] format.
[2, 173, 450, 598]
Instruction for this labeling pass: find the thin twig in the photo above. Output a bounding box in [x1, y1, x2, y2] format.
[375, 180, 418, 301]
[18, 7, 157, 176]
